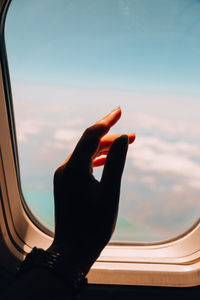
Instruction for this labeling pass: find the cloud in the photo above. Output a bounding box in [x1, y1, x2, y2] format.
[171, 184, 184, 193]
[133, 113, 187, 135]
[16, 119, 46, 142]
[12, 81, 200, 236]
[54, 129, 81, 142]
[188, 179, 200, 190]
[53, 128, 81, 150]
[119, 111, 200, 140]
[125, 173, 157, 189]
[128, 136, 200, 189]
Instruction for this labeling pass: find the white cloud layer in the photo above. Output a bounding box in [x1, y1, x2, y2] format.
[11, 82, 200, 239]
[128, 136, 200, 189]
[16, 119, 46, 142]
[53, 128, 81, 150]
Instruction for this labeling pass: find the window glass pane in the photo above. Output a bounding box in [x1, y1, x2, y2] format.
[5, 0, 200, 241]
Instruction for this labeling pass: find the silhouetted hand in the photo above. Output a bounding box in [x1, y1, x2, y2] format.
[47, 107, 135, 274]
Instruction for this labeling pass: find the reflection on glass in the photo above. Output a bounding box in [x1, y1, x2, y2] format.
[5, 0, 200, 241]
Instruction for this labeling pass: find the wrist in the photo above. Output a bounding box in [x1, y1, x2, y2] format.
[17, 247, 88, 297]
[47, 242, 98, 276]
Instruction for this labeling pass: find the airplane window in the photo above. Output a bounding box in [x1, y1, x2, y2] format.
[5, 0, 200, 242]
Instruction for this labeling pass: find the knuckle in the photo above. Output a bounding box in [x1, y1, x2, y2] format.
[83, 126, 94, 137]
[84, 124, 108, 139]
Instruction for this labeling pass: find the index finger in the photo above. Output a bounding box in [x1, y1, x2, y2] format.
[94, 106, 121, 128]
[62, 107, 122, 168]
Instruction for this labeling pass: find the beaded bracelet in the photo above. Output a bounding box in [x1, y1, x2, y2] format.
[16, 247, 88, 299]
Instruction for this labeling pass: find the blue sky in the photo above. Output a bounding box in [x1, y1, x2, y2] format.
[4, 0, 200, 241]
[5, 0, 200, 93]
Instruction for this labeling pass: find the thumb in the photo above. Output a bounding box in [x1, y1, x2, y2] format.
[101, 135, 129, 202]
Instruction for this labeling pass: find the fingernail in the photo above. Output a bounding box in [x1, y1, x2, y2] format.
[129, 134, 136, 143]
[111, 106, 121, 113]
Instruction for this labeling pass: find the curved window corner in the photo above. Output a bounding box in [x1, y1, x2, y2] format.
[0, 0, 200, 287]
[90, 219, 200, 286]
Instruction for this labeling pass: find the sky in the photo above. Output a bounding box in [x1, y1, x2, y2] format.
[4, 0, 200, 241]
